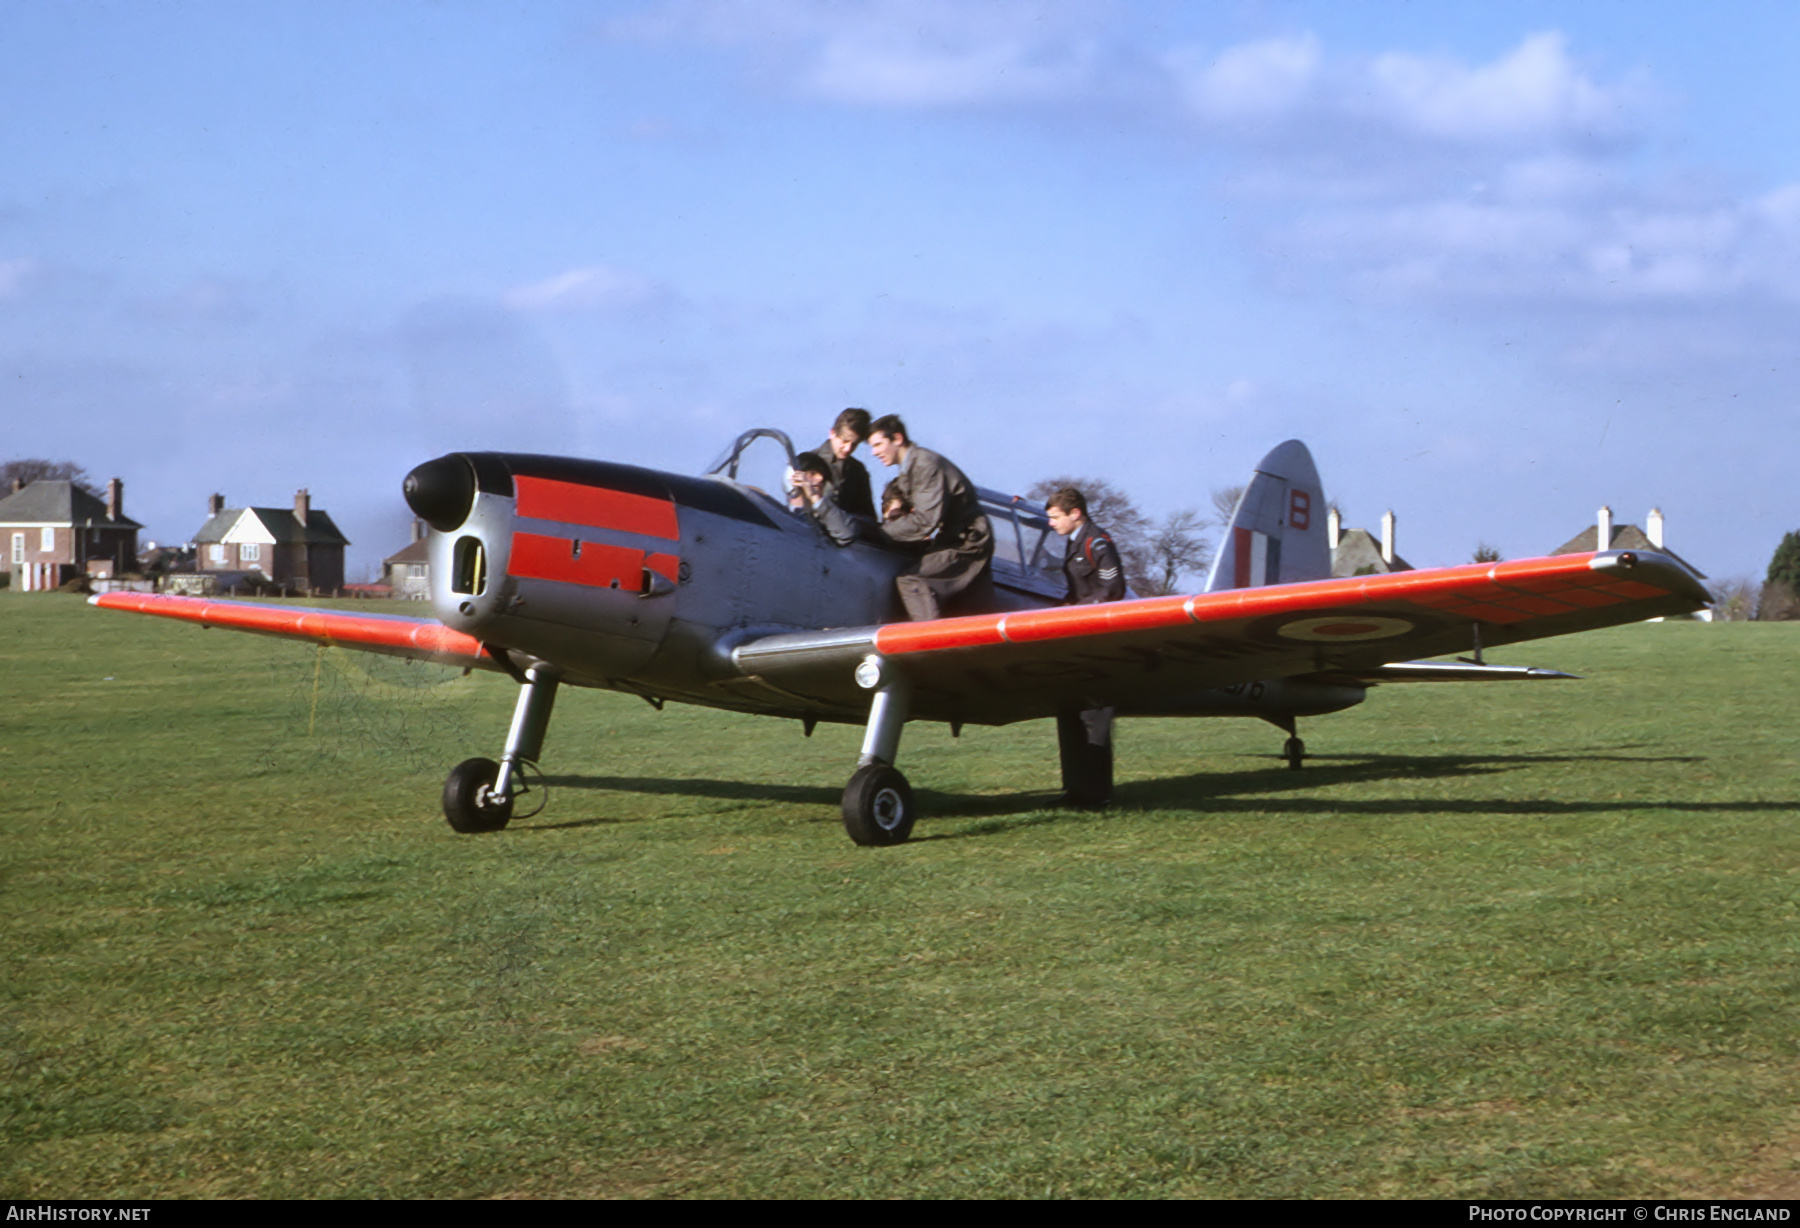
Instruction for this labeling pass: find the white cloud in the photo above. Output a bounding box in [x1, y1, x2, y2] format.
[502, 265, 660, 313]
[614, 0, 1111, 107]
[1368, 32, 1636, 145]
[1168, 35, 1321, 123]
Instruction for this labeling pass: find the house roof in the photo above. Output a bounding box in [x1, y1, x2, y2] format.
[1331, 527, 1412, 577]
[1551, 523, 1703, 576]
[384, 537, 430, 565]
[192, 506, 349, 546]
[0, 480, 143, 530]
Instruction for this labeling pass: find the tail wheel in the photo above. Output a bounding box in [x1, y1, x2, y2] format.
[1283, 737, 1305, 771]
[842, 764, 916, 846]
[443, 757, 514, 833]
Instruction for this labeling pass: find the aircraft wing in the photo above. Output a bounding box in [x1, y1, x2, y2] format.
[89, 592, 504, 672]
[728, 549, 1708, 724]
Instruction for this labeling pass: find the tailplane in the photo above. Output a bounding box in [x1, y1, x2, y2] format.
[1204, 440, 1330, 592]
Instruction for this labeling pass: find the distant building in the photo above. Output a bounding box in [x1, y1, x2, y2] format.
[1329, 508, 1412, 577]
[0, 478, 142, 592]
[190, 489, 350, 595]
[383, 520, 431, 599]
[1551, 506, 1703, 575]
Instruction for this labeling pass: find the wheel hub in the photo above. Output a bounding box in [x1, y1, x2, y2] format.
[872, 787, 905, 831]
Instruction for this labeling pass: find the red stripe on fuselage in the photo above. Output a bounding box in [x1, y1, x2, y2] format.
[514, 474, 679, 541]
[508, 531, 650, 592]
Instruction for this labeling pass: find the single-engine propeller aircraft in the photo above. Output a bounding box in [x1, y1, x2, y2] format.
[93, 435, 1710, 845]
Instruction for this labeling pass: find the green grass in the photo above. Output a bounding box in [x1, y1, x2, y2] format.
[3, 592, 1798, 1198]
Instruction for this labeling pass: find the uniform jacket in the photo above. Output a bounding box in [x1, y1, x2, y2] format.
[881, 446, 991, 556]
[814, 440, 875, 520]
[1064, 519, 1125, 605]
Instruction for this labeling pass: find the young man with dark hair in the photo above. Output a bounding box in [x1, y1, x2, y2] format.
[1045, 486, 1125, 606]
[866, 415, 994, 621]
[1045, 485, 1126, 807]
[812, 408, 875, 520]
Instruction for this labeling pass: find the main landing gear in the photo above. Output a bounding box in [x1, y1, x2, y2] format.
[841, 656, 916, 845]
[443, 665, 559, 833]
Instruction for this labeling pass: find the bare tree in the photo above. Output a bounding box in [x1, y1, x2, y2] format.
[1210, 484, 1245, 526]
[1, 458, 99, 497]
[1471, 541, 1503, 564]
[1711, 577, 1762, 622]
[1142, 508, 1211, 595]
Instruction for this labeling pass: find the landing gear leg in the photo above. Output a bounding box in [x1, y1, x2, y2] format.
[842, 659, 915, 845]
[443, 665, 560, 833]
[1058, 708, 1114, 808]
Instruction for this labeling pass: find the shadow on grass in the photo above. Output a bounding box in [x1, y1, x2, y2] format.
[519, 747, 1772, 838]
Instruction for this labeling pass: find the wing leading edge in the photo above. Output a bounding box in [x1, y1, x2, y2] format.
[89, 592, 501, 671]
[730, 549, 1709, 723]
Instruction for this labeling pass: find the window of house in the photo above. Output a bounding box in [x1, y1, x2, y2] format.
[409, 564, 426, 578]
[40, 527, 54, 552]
[209, 545, 225, 565]
[242, 543, 260, 562]
[10, 533, 22, 564]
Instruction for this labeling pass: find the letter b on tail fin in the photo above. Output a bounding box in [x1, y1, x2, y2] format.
[1204, 440, 1331, 592]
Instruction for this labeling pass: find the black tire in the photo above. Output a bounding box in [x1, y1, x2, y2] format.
[1283, 736, 1305, 771]
[443, 757, 513, 833]
[841, 764, 915, 846]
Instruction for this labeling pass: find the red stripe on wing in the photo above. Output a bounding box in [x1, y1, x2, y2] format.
[90, 592, 492, 665]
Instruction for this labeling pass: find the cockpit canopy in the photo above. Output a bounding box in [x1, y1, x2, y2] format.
[702, 425, 1065, 596]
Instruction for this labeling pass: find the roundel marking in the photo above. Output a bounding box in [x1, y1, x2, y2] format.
[1275, 615, 1415, 642]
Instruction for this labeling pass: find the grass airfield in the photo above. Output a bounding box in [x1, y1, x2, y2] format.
[3, 592, 1798, 1199]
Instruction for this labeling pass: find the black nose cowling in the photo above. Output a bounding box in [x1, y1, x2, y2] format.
[403, 455, 478, 532]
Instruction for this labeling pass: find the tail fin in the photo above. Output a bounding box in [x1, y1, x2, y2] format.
[1204, 440, 1330, 592]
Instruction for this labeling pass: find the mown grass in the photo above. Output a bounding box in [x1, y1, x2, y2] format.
[3, 593, 1797, 1198]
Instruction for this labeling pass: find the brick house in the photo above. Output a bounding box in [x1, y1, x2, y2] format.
[191, 489, 350, 595]
[0, 478, 142, 592]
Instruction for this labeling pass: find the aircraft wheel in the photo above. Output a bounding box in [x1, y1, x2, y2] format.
[841, 764, 915, 846]
[1283, 737, 1305, 771]
[443, 757, 513, 833]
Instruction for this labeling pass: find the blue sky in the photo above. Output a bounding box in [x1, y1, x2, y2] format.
[4, 0, 1797, 584]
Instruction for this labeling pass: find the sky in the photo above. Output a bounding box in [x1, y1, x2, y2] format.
[4, 0, 1798, 586]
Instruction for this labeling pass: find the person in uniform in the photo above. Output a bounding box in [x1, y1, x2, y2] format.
[867, 414, 994, 621]
[791, 451, 861, 546]
[813, 408, 875, 520]
[1045, 486, 1126, 806]
[1047, 487, 1125, 605]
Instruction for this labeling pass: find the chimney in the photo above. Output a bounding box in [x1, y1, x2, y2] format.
[1380, 509, 1396, 565]
[411, 517, 426, 542]
[295, 488, 310, 526]
[1647, 507, 1665, 550]
[11, 478, 22, 495]
[1327, 507, 1342, 550]
[106, 478, 123, 522]
[209, 493, 224, 515]
[1596, 505, 1613, 551]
